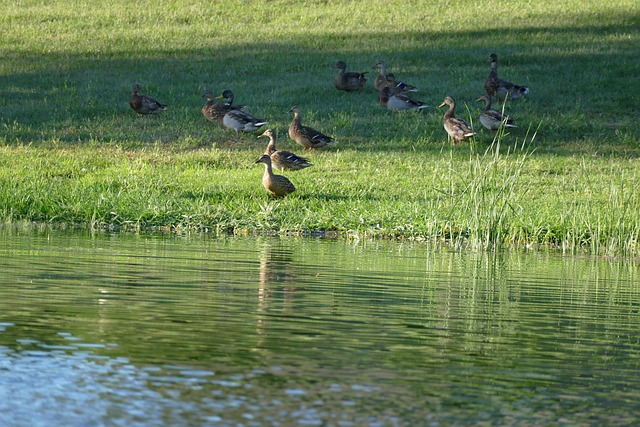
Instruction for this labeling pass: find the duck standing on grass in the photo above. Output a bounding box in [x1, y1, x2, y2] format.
[477, 93, 516, 132]
[129, 84, 167, 115]
[258, 129, 313, 172]
[484, 53, 529, 102]
[333, 60, 367, 92]
[201, 89, 244, 124]
[439, 96, 475, 145]
[254, 154, 296, 197]
[288, 105, 335, 150]
[378, 86, 428, 112]
[372, 60, 417, 94]
[222, 109, 268, 134]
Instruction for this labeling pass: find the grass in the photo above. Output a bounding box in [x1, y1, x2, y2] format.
[0, 0, 639, 256]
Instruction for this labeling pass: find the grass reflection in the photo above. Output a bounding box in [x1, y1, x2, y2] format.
[1, 229, 639, 425]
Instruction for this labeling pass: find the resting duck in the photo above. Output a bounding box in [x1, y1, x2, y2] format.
[222, 109, 268, 133]
[254, 154, 296, 197]
[477, 93, 516, 131]
[372, 60, 417, 93]
[258, 129, 313, 172]
[288, 105, 335, 150]
[484, 53, 529, 102]
[334, 61, 367, 92]
[378, 86, 428, 112]
[129, 84, 167, 115]
[439, 96, 475, 145]
[202, 89, 244, 124]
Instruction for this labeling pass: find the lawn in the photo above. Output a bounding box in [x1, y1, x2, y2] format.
[0, 0, 639, 255]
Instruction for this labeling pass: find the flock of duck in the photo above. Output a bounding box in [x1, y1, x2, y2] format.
[129, 53, 529, 197]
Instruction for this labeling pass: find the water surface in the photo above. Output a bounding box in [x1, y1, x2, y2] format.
[1, 228, 639, 426]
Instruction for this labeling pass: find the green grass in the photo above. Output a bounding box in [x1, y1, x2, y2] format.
[1, 0, 639, 255]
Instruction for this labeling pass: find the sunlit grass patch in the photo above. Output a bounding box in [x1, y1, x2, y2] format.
[0, 0, 639, 255]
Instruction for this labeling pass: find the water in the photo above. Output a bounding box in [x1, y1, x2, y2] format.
[1, 228, 639, 426]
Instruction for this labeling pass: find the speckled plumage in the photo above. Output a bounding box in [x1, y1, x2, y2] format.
[201, 90, 244, 124]
[254, 154, 296, 197]
[287, 105, 335, 150]
[439, 96, 476, 145]
[372, 61, 417, 94]
[333, 61, 367, 92]
[484, 54, 529, 102]
[258, 129, 313, 172]
[129, 84, 167, 115]
[477, 93, 516, 132]
[378, 86, 428, 112]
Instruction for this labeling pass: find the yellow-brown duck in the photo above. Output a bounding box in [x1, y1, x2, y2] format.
[476, 93, 516, 132]
[484, 53, 529, 102]
[378, 86, 428, 112]
[287, 105, 335, 150]
[254, 154, 296, 197]
[439, 96, 475, 145]
[372, 60, 417, 94]
[129, 84, 167, 115]
[202, 89, 244, 124]
[333, 60, 367, 92]
[258, 129, 313, 172]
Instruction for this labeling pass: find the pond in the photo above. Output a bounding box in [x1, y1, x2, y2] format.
[1, 228, 639, 426]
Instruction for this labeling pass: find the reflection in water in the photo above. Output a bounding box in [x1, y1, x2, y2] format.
[256, 240, 296, 349]
[0, 228, 640, 426]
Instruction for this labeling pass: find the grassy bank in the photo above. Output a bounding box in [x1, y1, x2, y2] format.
[1, 0, 639, 255]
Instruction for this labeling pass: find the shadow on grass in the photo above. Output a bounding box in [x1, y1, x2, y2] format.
[1, 12, 638, 157]
[294, 193, 360, 202]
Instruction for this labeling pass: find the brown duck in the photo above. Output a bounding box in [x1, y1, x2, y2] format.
[372, 60, 417, 94]
[439, 96, 475, 145]
[477, 93, 516, 131]
[378, 86, 428, 112]
[484, 53, 529, 102]
[202, 89, 244, 124]
[288, 105, 335, 150]
[333, 60, 367, 92]
[254, 154, 296, 197]
[129, 84, 167, 115]
[258, 129, 313, 172]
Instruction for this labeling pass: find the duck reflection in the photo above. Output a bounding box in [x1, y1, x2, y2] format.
[258, 240, 297, 308]
[255, 239, 297, 348]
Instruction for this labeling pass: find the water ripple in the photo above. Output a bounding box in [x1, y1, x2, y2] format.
[1, 231, 640, 426]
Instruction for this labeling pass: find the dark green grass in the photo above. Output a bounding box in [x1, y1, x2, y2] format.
[1, 0, 639, 255]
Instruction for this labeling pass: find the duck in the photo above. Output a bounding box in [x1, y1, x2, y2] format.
[202, 89, 244, 124]
[222, 109, 269, 134]
[254, 154, 296, 197]
[258, 129, 313, 172]
[333, 60, 367, 92]
[378, 86, 428, 112]
[476, 93, 516, 131]
[484, 53, 529, 102]
[372, 60, 417, 93]
[438, 96, 475, 145]
[288, 105, 335, 150]
[129, 84, 167, 115]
